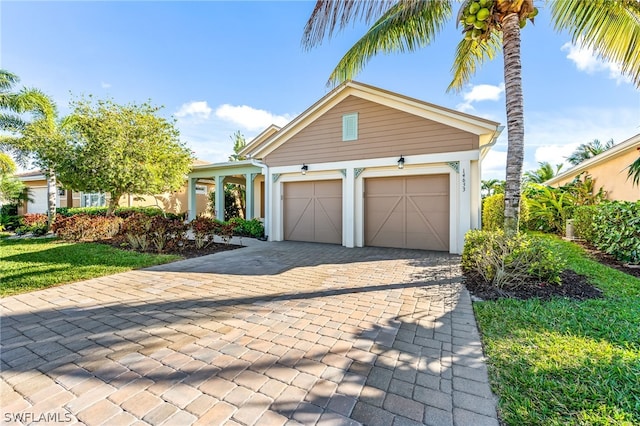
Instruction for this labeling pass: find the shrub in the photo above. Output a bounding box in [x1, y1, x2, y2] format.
[462, 230, 565, 288]
[0, 204, 18, 216]
[229, 217, 264, 238]
[524, 184, 573, 234]
[148, 216, 187, 253]
[216, 220, 235, 245]
[0, 214, 22, 231]
[120, 213, 152, 251]
[482, 193, 529, 231]
[15, 213, 49, 236]
[52, 214, 123, 241]
[572, 205, 598, 242]
[591, 201, 640, 264]
[190, 216, 218, 249]
[56, 206, 185, 220]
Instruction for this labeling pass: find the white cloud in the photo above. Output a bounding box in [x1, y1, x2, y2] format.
[101, 82, 111, 89]
[215, 104, 293, 131]
[456, 83, 505, 113]
[561, 42, 631, 85]
[481, 149, 507, 180]
[175, 101, 212, 120]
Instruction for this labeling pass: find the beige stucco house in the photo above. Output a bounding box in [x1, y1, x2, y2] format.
[188, 81, 501, 254]
[544, 133, 640, 201]
[16, 160, 214, 216]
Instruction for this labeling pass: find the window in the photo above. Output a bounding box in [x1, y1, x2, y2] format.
[81, 193, 106, 207]
[342, 113, 358, 141]
[195, 185, 207, 195]
[58, 189, 66, 196]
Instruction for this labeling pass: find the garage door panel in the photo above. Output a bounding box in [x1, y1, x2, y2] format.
[284, 180, 342, 244]
[27, 187, 48, 214]
[365, 175, 449, 251]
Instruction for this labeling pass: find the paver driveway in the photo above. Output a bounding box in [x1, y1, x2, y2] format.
[1, 241, 498, 426]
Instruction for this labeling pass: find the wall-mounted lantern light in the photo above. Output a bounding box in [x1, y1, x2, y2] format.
[398, 155, 405, 169]
[301, 164, 308, 175]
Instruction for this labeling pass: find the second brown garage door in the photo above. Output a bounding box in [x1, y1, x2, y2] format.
[365, 175, 449, 251]
[283, 180, 342, 244]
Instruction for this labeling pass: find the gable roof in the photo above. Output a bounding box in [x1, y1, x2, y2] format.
[242, 81, 501, 159]
[544, 133, 640, 186]
[239, 124, 281, 158]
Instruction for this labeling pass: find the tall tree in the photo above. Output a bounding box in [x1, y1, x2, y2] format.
[53, 98, 193, 215]
[0, 70, 59, 224]
[303, 0, 640, 232]
[566, 138, 615, 166]
[627, 148, 640, 186]
[228, 130, 247, 162]
[523, 161, 563, 184]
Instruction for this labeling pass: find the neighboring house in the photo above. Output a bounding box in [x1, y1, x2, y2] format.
[187, 81, 502, 254]
[544, 133, 640, 201]
[15, 160, 214, 216]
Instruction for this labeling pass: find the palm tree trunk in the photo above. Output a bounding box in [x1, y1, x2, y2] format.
[47, 168, 56, 226]
[501, 13, 525, 233]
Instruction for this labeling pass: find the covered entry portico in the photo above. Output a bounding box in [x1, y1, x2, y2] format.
[187, 160, 265, 221]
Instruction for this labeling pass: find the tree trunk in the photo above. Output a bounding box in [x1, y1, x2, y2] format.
[47, 168, 56, 226]
[501, 13, 525, 234]
[107, 192, 121, 216]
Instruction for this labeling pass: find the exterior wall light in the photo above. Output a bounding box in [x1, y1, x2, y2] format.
[398, 155, 405, 169]
[301, 164, 308, 175]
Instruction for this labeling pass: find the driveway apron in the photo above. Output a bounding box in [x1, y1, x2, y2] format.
[1, 241, 499, 426]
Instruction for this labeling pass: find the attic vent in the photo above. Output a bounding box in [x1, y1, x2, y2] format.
[342, 113, 358, 141]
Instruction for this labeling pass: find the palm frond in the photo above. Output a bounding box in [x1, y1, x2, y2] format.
[627, 152, 640, 186]
[448, 30, 502, 92]
[0, 70, 19, 92]
[0, 114, 26, 133]
[550, 0, 640, 88]
[328, 1, 452, 85]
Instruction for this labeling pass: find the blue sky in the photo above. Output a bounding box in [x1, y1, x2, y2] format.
[2, 1, 639, 179]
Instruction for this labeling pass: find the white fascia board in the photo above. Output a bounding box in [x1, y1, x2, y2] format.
[268, 150, 480, 175]
[17, 175, 47, 182]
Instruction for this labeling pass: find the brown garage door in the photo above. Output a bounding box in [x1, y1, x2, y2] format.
[284, 180, 342, 244]
[365, 175, 449, 251]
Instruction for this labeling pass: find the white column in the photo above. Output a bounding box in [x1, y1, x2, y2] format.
[458, 159, 472, 254]
[245, 173, 254, 220]
[344, 168, 355, 248]
[215, 175, 225, 222]
[187, 178, 197, 220]
[264, 172, 271, 240]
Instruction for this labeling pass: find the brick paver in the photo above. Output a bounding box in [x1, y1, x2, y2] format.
[0, 241, 498, 425]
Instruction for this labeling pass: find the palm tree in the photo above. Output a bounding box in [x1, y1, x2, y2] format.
[481, 178, 505, 198]
[523, 161, 563, 184]
[627, 148, 640, 186]
[566, 138, 615, 166]
[303, 0, 640, 232]
[0, 70, 59, 224]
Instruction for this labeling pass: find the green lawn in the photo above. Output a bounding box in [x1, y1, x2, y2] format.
[474, 235, 640, 425]
[0, 236, 180, 297]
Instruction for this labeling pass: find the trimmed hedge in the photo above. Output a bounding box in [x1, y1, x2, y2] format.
[53, 214, 123, 241]
[591, 201, 640, 264]
[482, 193, 529, 231]
[56, 206, 185, 220]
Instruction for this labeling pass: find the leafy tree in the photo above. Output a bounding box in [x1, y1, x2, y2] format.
[53, 98, 193, 215]
[566, 138, 615, 166]
[523, 161, 563, 184]
[0, 69, 59, 224]
[0, 153, 25, 205]
[302, 0, 640, 233]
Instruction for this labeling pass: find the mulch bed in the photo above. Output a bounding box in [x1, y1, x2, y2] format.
[464, 242, 640, 301]
[99, 237, 242, 259]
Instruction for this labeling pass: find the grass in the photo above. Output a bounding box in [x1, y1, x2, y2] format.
[474, 235, 640, 425]
[0, 236, 181, 297]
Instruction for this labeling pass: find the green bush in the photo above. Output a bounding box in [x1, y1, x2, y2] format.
[592, 201, 640, 264]
[0, 214, 22, 231]
[462, 229, 565, 288]
[482, 193, 529, 231]
[572, 205, 598, 242]
[56, 206, 184, 220]
[229, 217, 264, 238]
[52, 214, 123, 241]
[524, 184, 574, 234]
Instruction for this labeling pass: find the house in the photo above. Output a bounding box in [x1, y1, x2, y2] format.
[15, 160, 214, 216]
[544, 133, 640, 201]
[187, 81, 502, 254]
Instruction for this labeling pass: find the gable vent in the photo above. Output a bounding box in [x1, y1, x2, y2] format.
[342, 113, 358, 141]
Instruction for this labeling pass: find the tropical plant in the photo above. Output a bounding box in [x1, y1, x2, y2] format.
[481, 178, 505, 198]
[523, 161, 562, 184]
[627, 148, 640, 186]
[566, 138, 615, 166]
[0, 70, 60, 224]
[228, 130, 247, 162]
[303, 1, 640, 233]
[525, 184, 574, 234]
[592, 201, 640, 264]
[53, 98, 193, 215]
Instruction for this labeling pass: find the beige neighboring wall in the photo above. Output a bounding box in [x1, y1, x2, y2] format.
[264, 95, 478, 167]
[545, 133, 640, 201]
[119, 183, 213, 215]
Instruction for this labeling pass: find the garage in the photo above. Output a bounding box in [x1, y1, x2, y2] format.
[283, 180, 342, 244]
[364, 175, 449, 251]
[27, 187, 48, 214]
